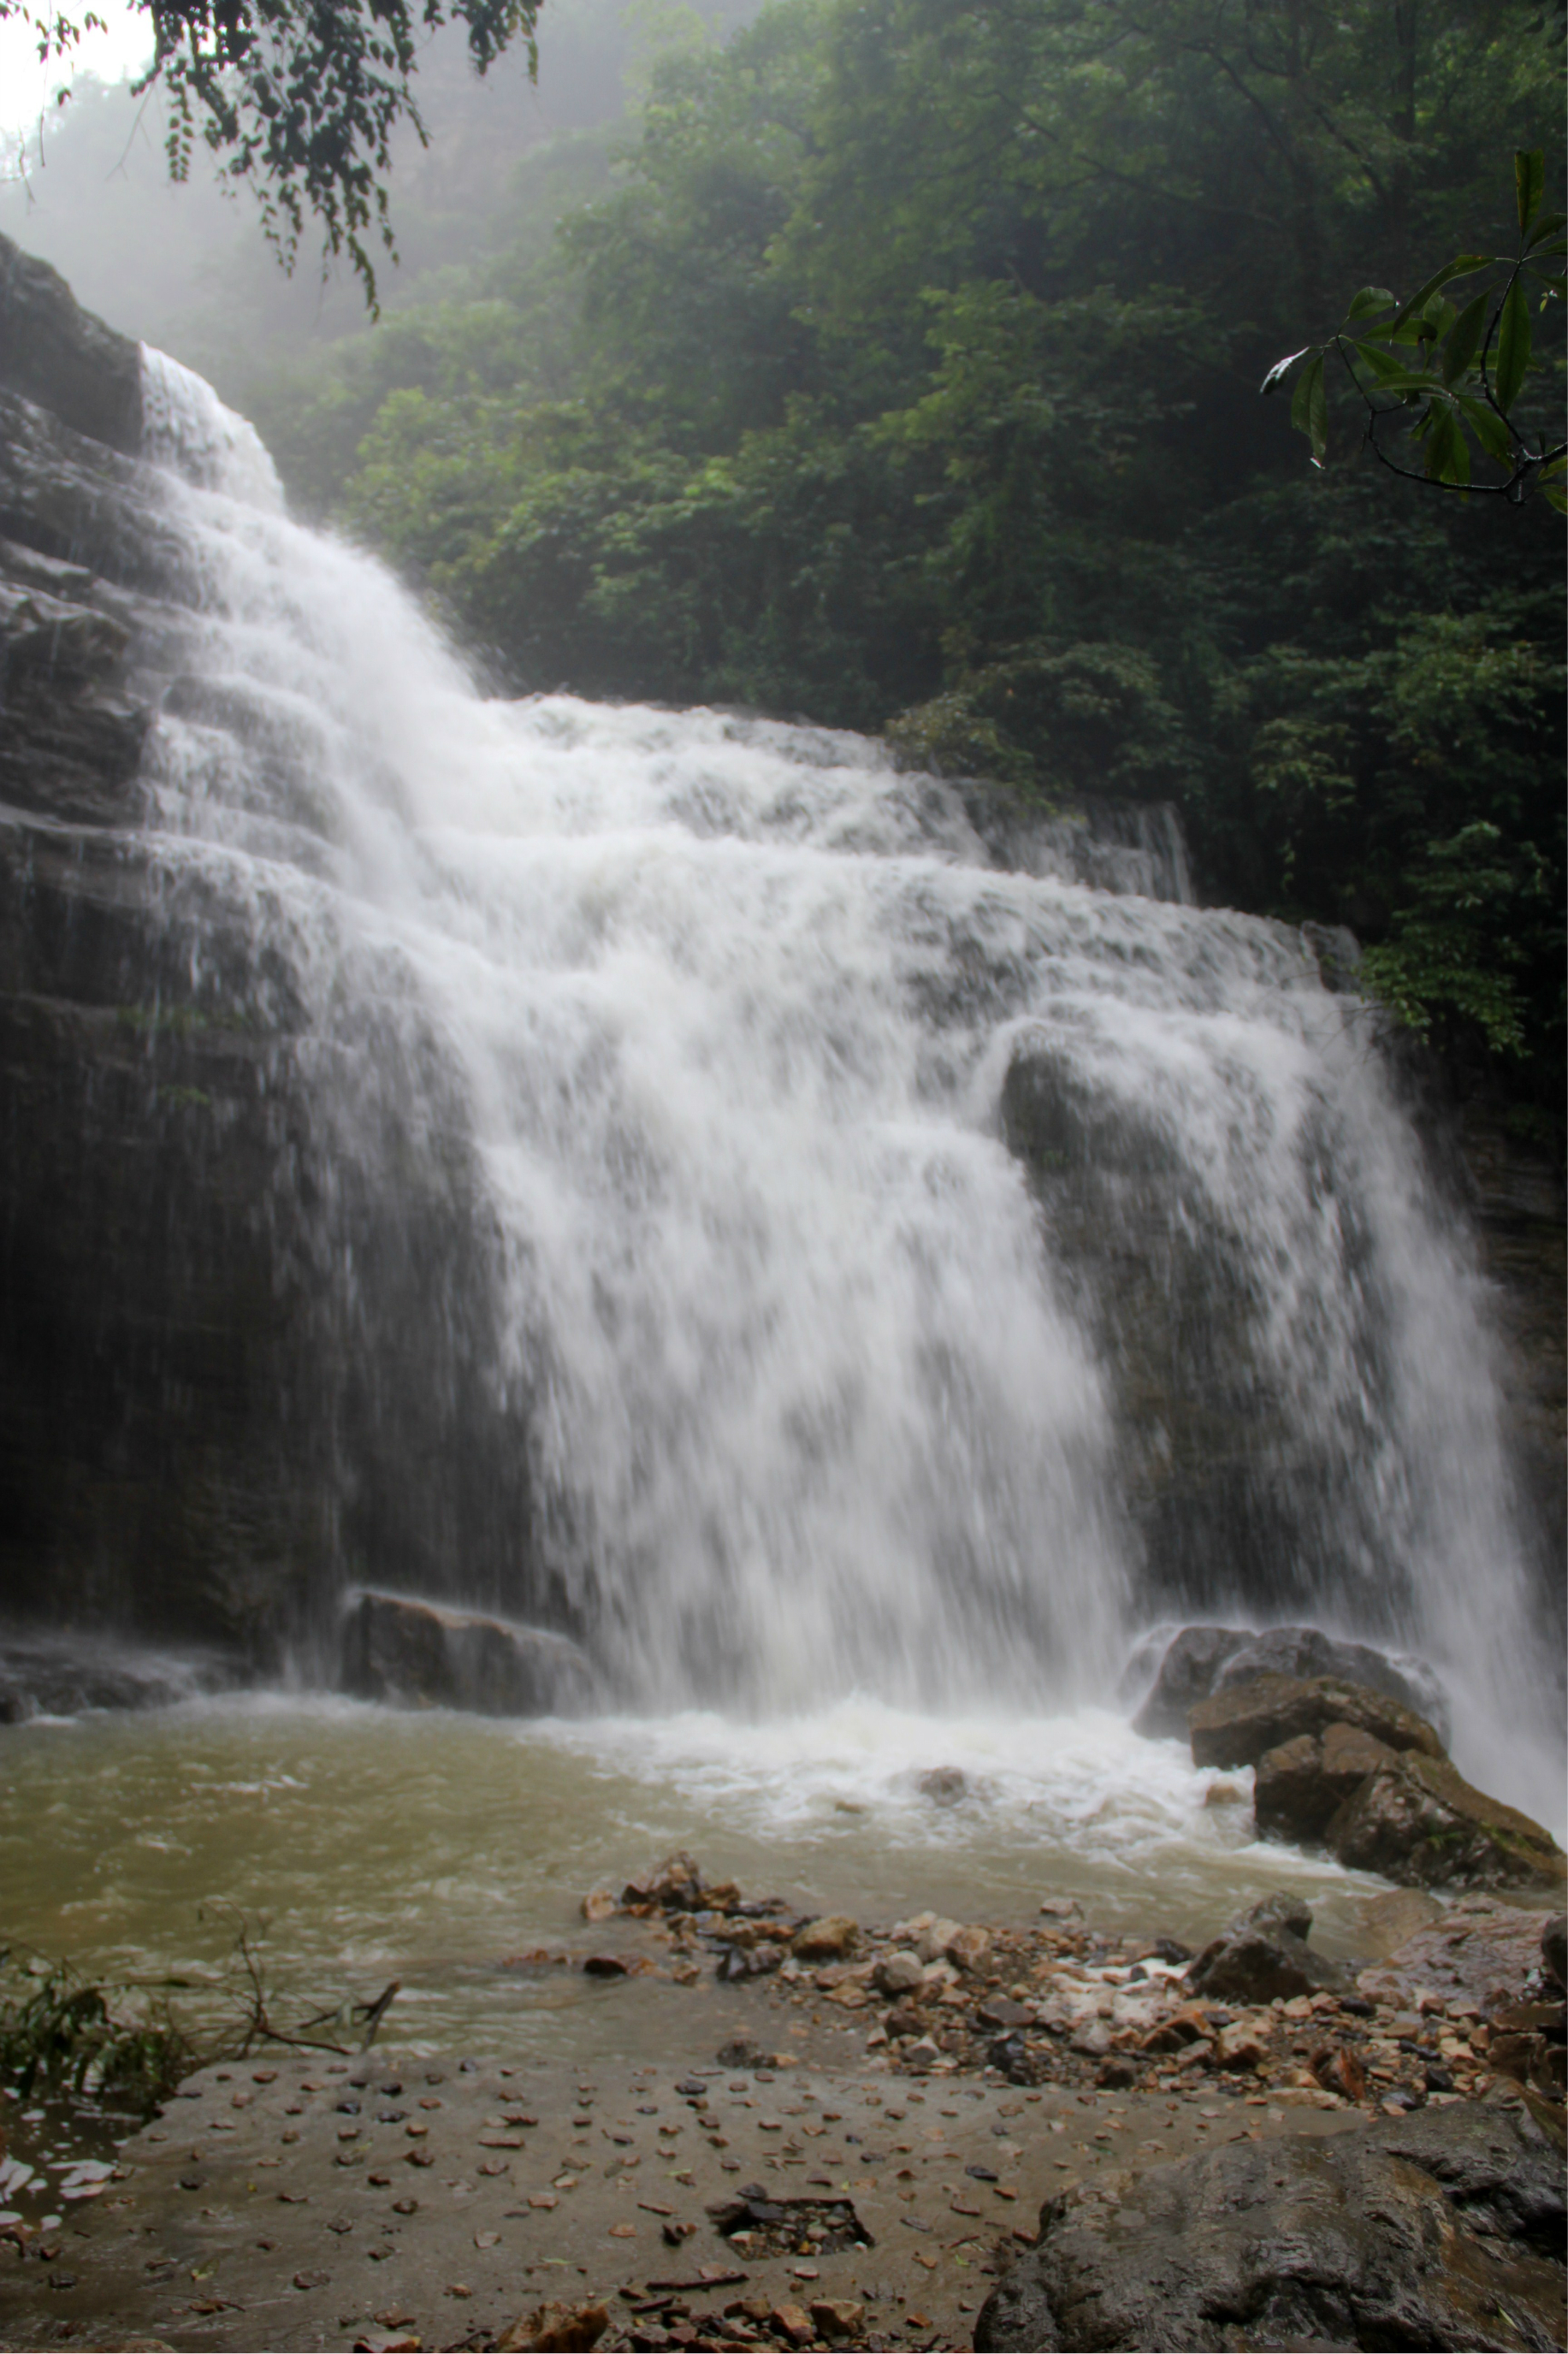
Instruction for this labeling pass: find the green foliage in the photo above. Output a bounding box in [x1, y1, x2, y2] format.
[0, 1955, 192, 2109]
[0, 0, 547, 305]
[0, 1923, 401, 2119]
[1267, 150, 1567, 500]
[264, 0, 1562, 1127]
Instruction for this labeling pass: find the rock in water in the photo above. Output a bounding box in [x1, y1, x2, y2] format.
[1253, 1719, 1399, 1843]
[339, 1591, 597, 1716]
[1211, 1625, 1451, 1742]
[1327, 1750, 1566, 1890]
[1128, 1625, 1251, 1740]
[1188, 1672, 1445, 1769]
[974, 2097, 1566, 2351]
[1127, 1624, 1450, 1744]
[1542, 1913, 1567, 1991]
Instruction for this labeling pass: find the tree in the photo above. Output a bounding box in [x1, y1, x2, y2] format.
[2, 0, 545, 302]
[1265, 149, 1567, 505]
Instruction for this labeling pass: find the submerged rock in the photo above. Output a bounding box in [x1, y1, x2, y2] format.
[974, 2095, 1568, 2351]
[339, 1591, 597, 1717]
[1327, 1750, 1566, 1891]
[1188, 1671, 1445, 1770]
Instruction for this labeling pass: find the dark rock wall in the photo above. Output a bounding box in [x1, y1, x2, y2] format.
[0, 238, 561, 1673]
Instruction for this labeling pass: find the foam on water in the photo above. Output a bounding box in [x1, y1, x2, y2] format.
[120, 352, 1562, 1827]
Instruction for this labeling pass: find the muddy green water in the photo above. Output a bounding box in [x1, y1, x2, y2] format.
[1, 1695, 1393, 2067]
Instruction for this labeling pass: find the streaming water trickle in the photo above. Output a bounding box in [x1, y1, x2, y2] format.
[121, 346, 1555, 1821]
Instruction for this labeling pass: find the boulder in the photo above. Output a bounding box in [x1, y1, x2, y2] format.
[1211, 1625, 1451, 1742]
[339, 1591, 597, 1717]
[790, 1916, 859, 1962]
[1127, 1622, 1450, 1745]
[1253, 1718, 1398, 1843]
[1188, 1671, 1445, 1770]
[974, 2095, 1567, 2351]
[0, 237, 144, 455]
[1129, 1625, 1251, 1739]
[1327, 1751, 1566, 1890]
[1358, 1892, 1557, 2014]
[1186, 1895, 1352, 2004]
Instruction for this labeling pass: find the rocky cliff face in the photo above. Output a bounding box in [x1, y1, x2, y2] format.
[0, 239, 554, 1677]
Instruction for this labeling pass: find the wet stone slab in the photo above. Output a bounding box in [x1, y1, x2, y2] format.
[0, 2045, 1367, 2351]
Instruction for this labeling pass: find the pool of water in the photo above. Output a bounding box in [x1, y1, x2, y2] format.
[0, 1693, 1395, 2066]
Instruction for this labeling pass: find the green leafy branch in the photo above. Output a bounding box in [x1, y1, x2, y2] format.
[1264, 150, 1566, 509]
[0, 0, 544, 311]
[0, 1914, 399, 2117]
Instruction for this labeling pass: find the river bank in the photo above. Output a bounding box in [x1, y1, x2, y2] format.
[2, 1869, 1561, 2354]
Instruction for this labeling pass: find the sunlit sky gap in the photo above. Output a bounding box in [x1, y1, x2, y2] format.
[1, 2, 153, 145]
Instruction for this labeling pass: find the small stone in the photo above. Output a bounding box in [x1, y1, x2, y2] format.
[583, 1955, 630, 1978]
[809, 2298, 866, 2339]
[771, 2302, 814, 2346]
[582, 1890, 618, 1923]
[792, 1915, 861, 1961]
[874, 1951, 926, 1997]
[293, 2270, 328, 2290]
[946, 1925, 991, 1973]
[1310, 2044, 1368, 2102]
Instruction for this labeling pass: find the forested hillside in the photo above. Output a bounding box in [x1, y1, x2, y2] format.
[12, 0, 1563, 1130]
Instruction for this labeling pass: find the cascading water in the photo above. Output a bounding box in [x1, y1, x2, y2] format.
[127, 346, 1556, 1819]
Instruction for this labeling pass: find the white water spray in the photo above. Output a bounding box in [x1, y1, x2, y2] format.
[131, 348, 1558, 1821]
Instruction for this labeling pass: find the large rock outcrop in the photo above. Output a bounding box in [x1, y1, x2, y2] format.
[1130, 1621, 1447, 1743]
[0, 238, 566, 1683]
[1328, 1749, 1567, 1892]
[1188, 1671, 1446, 1769]
[340, 1591, 598, 1715]
[974, 2094, 1567, 2351]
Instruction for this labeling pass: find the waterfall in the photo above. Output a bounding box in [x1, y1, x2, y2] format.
[130, 346, 1555, 1815]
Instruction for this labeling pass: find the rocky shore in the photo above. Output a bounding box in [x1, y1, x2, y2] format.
[2, 1843, 1561, 2354]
